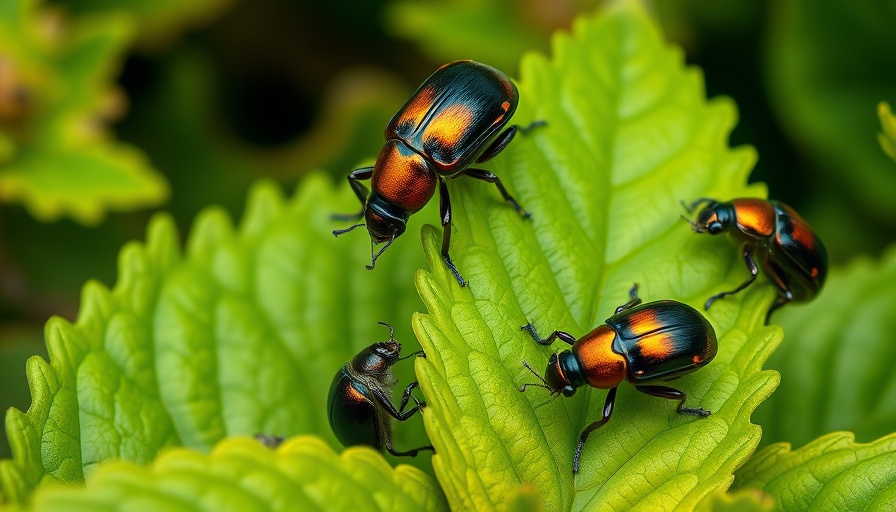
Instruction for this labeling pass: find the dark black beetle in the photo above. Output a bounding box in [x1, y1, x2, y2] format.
[333, 60, 542, 286]
[327, 322, 433, 456]
[684, 197, 827, 322]
[520, 285, 717, 474]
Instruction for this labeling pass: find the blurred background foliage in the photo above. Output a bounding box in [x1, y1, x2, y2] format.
[1, 0, 894, 461]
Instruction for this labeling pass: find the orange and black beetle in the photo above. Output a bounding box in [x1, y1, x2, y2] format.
[684, 197, 827, 321]
[327, 322, 433, 457]
[333, 60, 540, 286]
[520, 285, 717, 474]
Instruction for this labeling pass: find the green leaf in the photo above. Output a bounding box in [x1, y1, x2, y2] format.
[0, 175, 439, 503]
[880, 102, 896, 163]
[412, 3, 778, 510]
[3, 436, 445, 511]
[695, 488, 774, 512]
[733, 432, 896, 510]
[0, 331, 46, 461]
[765, 0, 896, 223]
[753, 246, 896, 449]
[0, 0, 168, 224]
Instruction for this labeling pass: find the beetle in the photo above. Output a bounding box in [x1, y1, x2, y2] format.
[520, 285, 717, 474]
[327, 322, 434, 457]
[683, 197, 827, 322]
[333, 60, 541, 286]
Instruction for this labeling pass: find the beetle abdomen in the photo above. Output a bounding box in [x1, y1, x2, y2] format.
[608, 301, 717, 383]
[387, 61, 518, 172]
[771, 201, 828, 300]
[327, 371, 382, 449]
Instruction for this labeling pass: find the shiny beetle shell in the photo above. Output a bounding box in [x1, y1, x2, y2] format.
[327, 368, 392, 449]
[605, 300, 717, 382]
[387, 60, 518, 174]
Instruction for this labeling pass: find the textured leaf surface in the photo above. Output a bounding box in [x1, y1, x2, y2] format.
[412, 4, 778, 510]
[754, 246, 896, 449]
[4, 436, 445, 512]
[880, 102, 896, 162]
[0, 175, 438, 503]
[0, 0, 167, 223]
[734, 432, 896, 510]
[765, 0, 896, 223]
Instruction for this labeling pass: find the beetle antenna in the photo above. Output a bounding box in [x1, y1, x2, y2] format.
[680, 214, 701, 231]
[377, 321, 395, 341]
[333, 223, 365, 237]
[366, 234, 396, 270]
[519, 361, 553, 393]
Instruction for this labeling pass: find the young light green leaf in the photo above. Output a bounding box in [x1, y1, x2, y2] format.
[412, 3, 778, 510]
[0, 175, 438, 503]
[3, 436, 446, 512]
[0, 0, 167, 224]
[754, 245, 896, 449]
[733, 432, 896, 510]
[880, 102, 896, 163]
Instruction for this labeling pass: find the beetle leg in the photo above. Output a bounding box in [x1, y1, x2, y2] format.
[397, 349, 426, 362]
[572, 387, 618, 474]
[760, 261, 794, 324]
[518, 119, 547, 134]
[398, 381, 426, 413]
[365, 384, 435, 457]
[462, 168, 530, 218]
[439, 179, 467, 287]
[704, 247, 758, 310]
[614, 284, 643, 314]
[635, 385, 711, 417]
[476, 120, 546, 164]
[521, 323, 577, 346]
[682, 197, 717, 214]
[368, 383, 423, 422]
[332, 167, 374, 221]
[765, 289, 793, 324]
[476, 126, 517, 163]
[386, 443, 435, 458]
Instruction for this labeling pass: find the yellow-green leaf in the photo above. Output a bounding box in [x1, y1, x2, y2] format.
[412, 3, 778, 510]
[4, 436, 446, 512]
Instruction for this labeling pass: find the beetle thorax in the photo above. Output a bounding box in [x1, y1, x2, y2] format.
[572, 325, 626, 389]
[349, 342, 401, 387]
[371, 140, 438, 214]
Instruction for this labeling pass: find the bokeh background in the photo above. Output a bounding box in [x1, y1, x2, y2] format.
[1, 0, 895, 459]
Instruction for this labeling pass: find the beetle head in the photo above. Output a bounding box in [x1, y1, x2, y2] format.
[684, 199, 733, 235]
[352, 322, 402, 376]
[520, 351, 582, 398]
[363, 200, 408, 269]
